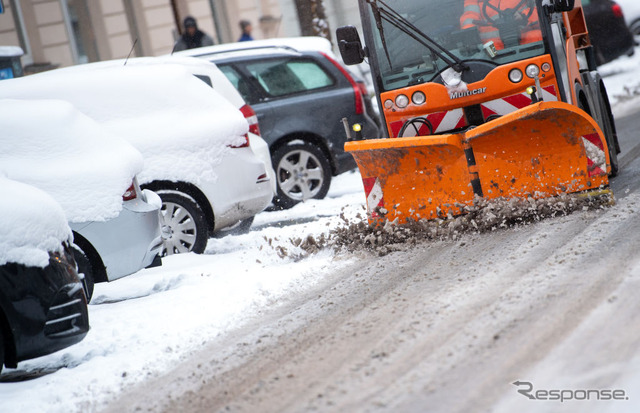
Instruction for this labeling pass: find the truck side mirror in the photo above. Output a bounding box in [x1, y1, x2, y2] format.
[336, 26, 365, 65]
[553, 0, 575, 12]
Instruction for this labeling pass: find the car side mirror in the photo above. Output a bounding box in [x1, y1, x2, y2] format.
[553, 0, 574, 12]
[336, 26, 365, 65]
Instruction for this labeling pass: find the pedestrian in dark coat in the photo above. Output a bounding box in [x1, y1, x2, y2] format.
[174, 16, 214, 51]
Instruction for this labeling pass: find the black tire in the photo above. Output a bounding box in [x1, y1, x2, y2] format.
[630, 19, 640, 44]
[597, 84, 620, 177]
[271, 142, 332, 210]
[212, 216, 254, 238]
[577, 85, 618, 177]
[73, 247, 95, 303]
[158, 192, 208, 255]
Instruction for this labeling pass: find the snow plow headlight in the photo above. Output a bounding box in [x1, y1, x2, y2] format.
[509, 69, 523, 83]
[411, 91, 426, 105]
[395, 94, 409, 108]
[541, 62, 551, 72]
[526, 64, 540, 78]
[384, 99, 394, 109]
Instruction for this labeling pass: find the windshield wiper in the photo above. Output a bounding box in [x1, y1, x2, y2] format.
[366, 0, 469, 73]
[369, 0, 394, 69]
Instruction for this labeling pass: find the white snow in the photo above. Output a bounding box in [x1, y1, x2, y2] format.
[599, 49, 640, 118]
[0, 99, 143, 223]
[0, 64, 249, 187]
[0, 46, 23, 57]
[0, 177, 71, 267]
[1, 44, 640, 413]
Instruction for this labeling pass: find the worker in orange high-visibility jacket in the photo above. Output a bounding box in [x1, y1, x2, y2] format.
[460, 0, 542, 50]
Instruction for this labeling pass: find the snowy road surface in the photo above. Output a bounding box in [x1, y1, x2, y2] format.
[2, 51, 640, 413]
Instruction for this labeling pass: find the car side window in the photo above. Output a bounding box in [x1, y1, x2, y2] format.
[246, 58, 335, 97]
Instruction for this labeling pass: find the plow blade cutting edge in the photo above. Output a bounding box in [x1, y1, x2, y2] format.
[345, 101, 611, 224]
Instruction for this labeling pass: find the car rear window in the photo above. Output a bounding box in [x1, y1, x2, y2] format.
[245, 58, 335, 97]
[219, 65, 256, 103]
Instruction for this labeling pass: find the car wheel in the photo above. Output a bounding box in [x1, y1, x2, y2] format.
[159, 192, 208, 255]
[631, 19, 640, 44]
[73, 247, 95, 303]
[271, 142, 332, 210]
[213, 216, 254, 238]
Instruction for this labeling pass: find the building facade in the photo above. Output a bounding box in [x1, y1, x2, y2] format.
[0, 0, 362, 72]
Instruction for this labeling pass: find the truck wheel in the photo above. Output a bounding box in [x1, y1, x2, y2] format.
[271, 142, 332, 210]
[73, 247, 95, 303]
[159, 192, 208, 255]
[597, 84, 620, 177]
[577, 90, 618, 178]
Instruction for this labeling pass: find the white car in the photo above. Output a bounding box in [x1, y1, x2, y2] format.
[0, 99, 163, 301]
[54, 55, 277, 196]
[0, 64, 274, 255]
[618, 0, 640, 41]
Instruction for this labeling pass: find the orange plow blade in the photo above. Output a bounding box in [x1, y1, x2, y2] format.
[346, 101, 611, 225]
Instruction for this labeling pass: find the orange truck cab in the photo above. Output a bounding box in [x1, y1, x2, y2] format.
[337, 0, 618, 224]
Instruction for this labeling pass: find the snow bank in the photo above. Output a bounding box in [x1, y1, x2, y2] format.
[0, 64, 249, 186]
[0, 177, 72, 267]
[0, 99, 143, 223]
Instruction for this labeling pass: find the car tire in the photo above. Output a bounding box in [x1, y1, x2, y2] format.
[271, 142, 332, 210]
[159, 192, 208, 255]
[73, 247, 95, 303]
[631, 19, 640, 43]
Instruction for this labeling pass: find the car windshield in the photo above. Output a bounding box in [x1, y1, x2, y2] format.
[363, 0, 546, 91]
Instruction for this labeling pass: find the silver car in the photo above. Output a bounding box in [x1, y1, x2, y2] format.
[0, 98, 162, 301]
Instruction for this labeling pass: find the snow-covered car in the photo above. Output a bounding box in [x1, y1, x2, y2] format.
[617, 0, 640, 42]
[0, 177, 89, 374]
[0, 99, 163, 301]
[0, 65, 274, 254]
[45, 55, 277, 198]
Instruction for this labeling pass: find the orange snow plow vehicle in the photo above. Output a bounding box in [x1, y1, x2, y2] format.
[337, 0, 619, 224]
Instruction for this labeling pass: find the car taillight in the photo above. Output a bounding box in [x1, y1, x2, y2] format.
[229, 134, 250, 148]
[122, 182, 137, 201]
[320, 52, 364, 115]
[239, 104, 261, 136]
[612, 3, 624, 18]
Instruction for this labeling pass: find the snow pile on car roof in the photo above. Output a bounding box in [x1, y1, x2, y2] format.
[0, 177, 72, 267]
[0, 99, 143, 223]
[0, 64, 249, 186]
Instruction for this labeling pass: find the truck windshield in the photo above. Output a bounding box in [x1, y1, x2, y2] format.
[363, 0, 545, 91]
